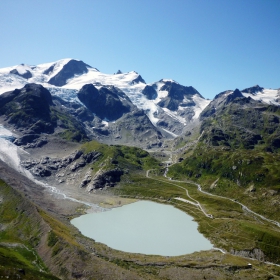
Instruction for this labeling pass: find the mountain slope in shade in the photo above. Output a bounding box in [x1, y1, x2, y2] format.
[77, 84, 136, 121]
[0, 84, 54, 133]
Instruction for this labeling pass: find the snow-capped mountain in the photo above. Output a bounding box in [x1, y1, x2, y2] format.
[0, 59, 210, 137]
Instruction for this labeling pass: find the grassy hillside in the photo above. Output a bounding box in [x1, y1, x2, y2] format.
[81, 140, 161, 173]
[168, 95, 280, 221]
[1, 155, 280, 279]
[0, 179, 59, 279]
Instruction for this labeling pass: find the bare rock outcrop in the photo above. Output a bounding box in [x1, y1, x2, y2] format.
[80, 170, 92, 188]
[87, 168, 124, 192]
[22, 150, 101, 178]
[230, 248, 265, 261]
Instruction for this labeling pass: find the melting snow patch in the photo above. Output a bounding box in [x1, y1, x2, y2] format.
[162, 108, 187, 124]
[192, 95, 211, 119]
[0, 139, 21, 170]
[161, 128, 178, 138]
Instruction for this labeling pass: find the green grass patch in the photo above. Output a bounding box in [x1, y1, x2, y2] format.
[115, 174, 184, 200]
[0, 246, 59, 279]
[0, 180, 59, 279]
[81, 140, 161, 173]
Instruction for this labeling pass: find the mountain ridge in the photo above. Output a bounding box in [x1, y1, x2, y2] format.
[0, 58, 210, 137]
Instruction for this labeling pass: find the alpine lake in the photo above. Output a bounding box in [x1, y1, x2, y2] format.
[71, 200, 212, 256]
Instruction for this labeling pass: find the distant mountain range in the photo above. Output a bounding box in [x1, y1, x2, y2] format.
[0, 58, 279, 148]
[0, 59, 209, 138]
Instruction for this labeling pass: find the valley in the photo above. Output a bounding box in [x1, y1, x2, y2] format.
[0, 59, 279, 279]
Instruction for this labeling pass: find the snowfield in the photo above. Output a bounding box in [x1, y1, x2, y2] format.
[242, 89, 280, 106]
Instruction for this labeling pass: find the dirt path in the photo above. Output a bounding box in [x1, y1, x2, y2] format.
[146, 169, 213, 218]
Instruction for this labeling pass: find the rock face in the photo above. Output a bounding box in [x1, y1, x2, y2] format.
[112, 109, 163, 148]
[22, 150, 101, 178]
[48, 60, 91, 86]
[0, 83, 54, 133]
[140, 79, 207, 136]
[142, 85, 157, 100]
[230, 248, 265, 262]
[131, 74, 146, 85]
[241, 85, 264, 94]
[200, 89, 243, 119]
[80, 170, 92, 188]
[87, 168, 124, 191]
[157, 80, 201, 111]
[0, 83, 90, 144]
[77, 84, 136, 121]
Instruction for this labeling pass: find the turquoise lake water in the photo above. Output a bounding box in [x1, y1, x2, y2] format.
[71, 200, 212, 256]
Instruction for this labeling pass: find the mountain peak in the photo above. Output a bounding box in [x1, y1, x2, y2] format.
[224, 88, 244, 104]
[241, 85, 264, 94]
[159, 79, 178, 84]
[48, 59, 92, 87]
[131, 74, 146, 85]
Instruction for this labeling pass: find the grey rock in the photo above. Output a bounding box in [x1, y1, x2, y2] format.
[63, 150, 83, 165]
[80, 170, 92, 188]
[87, 168, 124, 192]
[69, 160, 86, 172]
[142, 85, 157, 100]
[83, 151, 101, 163]
[14, 134, 40, 146]
[230, 248, 265, 262]
[32, 165, 52, 177]
[241, 85, 264, 94]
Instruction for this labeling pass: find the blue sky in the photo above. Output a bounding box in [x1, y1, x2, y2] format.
[0, 0, 279, 99]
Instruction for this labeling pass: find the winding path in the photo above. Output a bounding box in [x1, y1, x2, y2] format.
[158, 159, 280, 228]
[146, 169, 213, 218]
[187, 179, 280, 228]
